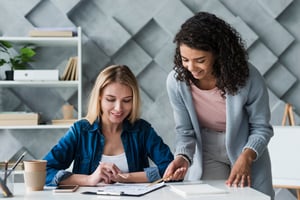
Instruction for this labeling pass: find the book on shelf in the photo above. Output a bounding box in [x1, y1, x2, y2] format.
[0, 112, 39, 126]
[61, 57, 78, 81]
[74, 58, 78, 81]
[0, 112, 39, 120]
[61, 57, 73, 80]
[28, 27, 77, 37]
[169, 184, 227, 197]
[0, 120, 38, 126]
[51, 119, 77, 125]
[70, 57, 78, 80]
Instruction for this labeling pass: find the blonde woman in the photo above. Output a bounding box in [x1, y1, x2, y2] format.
[44, 65, 173, 186]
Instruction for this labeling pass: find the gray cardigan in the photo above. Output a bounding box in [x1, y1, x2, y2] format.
[166, 65, 274, 198]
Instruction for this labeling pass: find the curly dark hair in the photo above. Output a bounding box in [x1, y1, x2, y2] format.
[173, 12, 249, 96]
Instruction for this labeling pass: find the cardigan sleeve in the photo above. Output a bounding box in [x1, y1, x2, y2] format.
[166, 71, 197, 163]
[242, 66, 273, 160]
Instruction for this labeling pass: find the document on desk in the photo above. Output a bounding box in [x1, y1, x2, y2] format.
[170, 183, 228, 197]
[82, 182, 165, 196]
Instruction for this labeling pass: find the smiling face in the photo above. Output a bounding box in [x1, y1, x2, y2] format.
[100, 82, 133, 125]
[180, 44, 216, 82]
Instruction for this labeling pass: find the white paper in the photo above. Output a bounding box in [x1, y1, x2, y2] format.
[170, 183, 228, 197]
[96, 182, 165, 196]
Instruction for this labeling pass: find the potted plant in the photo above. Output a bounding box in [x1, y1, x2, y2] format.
[0, 40, 36, 80]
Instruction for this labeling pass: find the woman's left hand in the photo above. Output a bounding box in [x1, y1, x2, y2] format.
[226, 148, 256, 187]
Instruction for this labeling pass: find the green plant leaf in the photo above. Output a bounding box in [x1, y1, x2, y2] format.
[20, 47, 36, 57]
[0, 41, 36, 69]
[0, 59, 7, 66]
[0, 40, 12, 48]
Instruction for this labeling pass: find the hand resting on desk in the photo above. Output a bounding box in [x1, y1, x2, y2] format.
[225, 148, 256, 188]
[59, 161, 149, 186]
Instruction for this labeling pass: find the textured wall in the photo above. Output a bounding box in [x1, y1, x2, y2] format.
[0, 1, 300, 197]
[1, 0, 299, 159]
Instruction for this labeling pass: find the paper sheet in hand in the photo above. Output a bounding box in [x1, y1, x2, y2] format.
[96, 182, 165, 196]
[170, 184, 227, 197]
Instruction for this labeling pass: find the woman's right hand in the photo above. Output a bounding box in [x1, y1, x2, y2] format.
[88, 162, 122, 185]
[163, 155, 189, 181]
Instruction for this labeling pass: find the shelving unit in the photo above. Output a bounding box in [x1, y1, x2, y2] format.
[0, 81, 79, 87]
[0, 27, 82, 129]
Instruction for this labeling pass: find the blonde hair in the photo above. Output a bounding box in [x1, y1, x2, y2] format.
[85, 65, 141, 124]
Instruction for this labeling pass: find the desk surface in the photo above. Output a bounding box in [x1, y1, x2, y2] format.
[8, 181, 270, 200]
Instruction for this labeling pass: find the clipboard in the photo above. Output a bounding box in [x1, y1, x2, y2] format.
[81, 182, 165, 196]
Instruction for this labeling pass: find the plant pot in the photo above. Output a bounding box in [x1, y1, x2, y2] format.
[5, 70, 14, 80]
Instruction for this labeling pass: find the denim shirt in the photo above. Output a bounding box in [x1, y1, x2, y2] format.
[43, 118, 174, 186]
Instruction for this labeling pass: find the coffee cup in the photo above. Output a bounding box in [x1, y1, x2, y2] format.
[23, 160, 47, 191]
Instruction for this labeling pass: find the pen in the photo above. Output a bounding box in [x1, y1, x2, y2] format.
[6, 151, 26, 177]
[118, 173, 129, 179]
[147, 175, 172, 187]
[3, 160, 8, 185]
[148, 167, 187, 187]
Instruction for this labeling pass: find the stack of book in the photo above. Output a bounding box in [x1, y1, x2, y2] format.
[61, 57, 78, 81]
[0, 112, 39, 126]
[51, 119, 77, 125]
[28, 27, 77, 37]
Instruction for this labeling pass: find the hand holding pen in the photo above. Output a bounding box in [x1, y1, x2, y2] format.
[162, 155, 189, 182]
[148, 167, 187, 187]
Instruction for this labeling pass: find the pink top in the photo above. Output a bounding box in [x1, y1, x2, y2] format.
[191, 84, 226, 132]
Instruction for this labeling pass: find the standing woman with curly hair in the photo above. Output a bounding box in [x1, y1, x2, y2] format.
[163, 12, 274, 199]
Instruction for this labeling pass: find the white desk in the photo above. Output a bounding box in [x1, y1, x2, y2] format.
[7, 181, 270, 200]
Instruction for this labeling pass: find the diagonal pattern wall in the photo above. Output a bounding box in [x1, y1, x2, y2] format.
[0, 2, 299, 195]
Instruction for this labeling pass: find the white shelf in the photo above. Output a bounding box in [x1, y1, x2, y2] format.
[0, 80, 79, 87]
[0, 37, 79, 46]
[0, 27, 82, 129]
[0, 124, 72, 129]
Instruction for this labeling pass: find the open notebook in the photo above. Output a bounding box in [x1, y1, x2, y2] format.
[170, 183, 228, 197]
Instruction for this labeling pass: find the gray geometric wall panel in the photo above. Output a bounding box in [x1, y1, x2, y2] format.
[1, 2, 300, 196]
